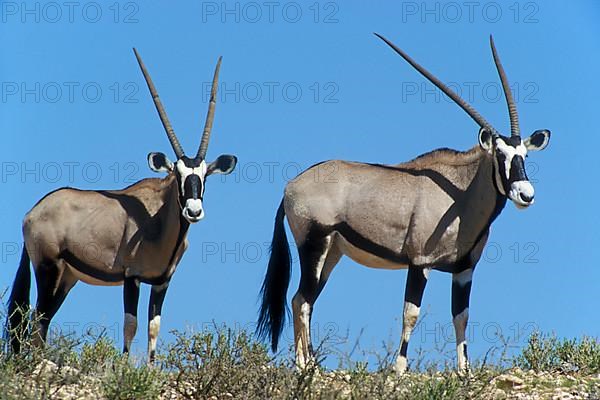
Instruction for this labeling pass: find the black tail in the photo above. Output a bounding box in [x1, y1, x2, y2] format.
[257, 200, 292, 352]
[6, 245, 31, 353]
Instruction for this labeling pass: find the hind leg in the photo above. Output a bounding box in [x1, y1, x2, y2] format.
[32, 262, 77, 346]
[123, 277, 140, 354]
[292, 232, 341, 369]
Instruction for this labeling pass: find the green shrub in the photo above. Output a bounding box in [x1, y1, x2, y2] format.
[102, 357, 165, 400]
[78, 335, 121, 373]
[515, 331, 600, 374]
[161, 327, 295, 399]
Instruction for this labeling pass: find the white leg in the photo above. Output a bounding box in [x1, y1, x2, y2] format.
[148, 315, 161, 357]
[292, 292, 313, 369]
[453, 308, 469, 372]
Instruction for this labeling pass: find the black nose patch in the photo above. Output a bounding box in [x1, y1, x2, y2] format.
[183, 174, 203, 200]
[508, 155, 528, 183]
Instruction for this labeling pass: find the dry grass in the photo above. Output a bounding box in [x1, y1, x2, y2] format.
[1, 309, 600, 399]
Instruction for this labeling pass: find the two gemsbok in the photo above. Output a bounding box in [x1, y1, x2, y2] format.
[6, 50, 237, 361]
[257, 34, 550, 373]
[7, 34, 551, 372]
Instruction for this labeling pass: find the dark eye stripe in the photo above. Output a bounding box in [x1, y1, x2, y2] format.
[496, 152, 507, 178]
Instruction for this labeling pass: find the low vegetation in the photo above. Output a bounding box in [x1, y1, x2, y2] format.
[1, 314, 599, 399]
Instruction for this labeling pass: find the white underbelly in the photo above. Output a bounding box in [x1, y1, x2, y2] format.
[337, 235, 408, 270]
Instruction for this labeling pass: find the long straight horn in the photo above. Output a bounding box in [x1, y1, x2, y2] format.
[489, 35, 520, 137]
[133, 48, 185, 158]
[374, 33, 496, 133]
[197, 56, 222, 159]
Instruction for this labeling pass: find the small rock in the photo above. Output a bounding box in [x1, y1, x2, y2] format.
[492, 374, 524, 390]
[552, 393, 575, 400]
[33, 359, 58, 376]
[489, 388, 508, 399]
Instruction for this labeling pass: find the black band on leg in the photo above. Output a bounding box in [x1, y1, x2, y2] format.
[400, 340, 409, 358]
[399, 267, 429, 367]
[148, 283, 169, 362]
[148, 283, 168, 322]
[405, 267, 428, 307]
[34, 263, 60, 342]
[297, 231, 328, 306]
[451, 280, 472, 318]
[124, 278, 140, 316]
[123, 278, 140, 353]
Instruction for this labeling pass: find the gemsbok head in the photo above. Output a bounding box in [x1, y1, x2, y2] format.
[6, 49, 237, 362]
[257, 34, 550, 373]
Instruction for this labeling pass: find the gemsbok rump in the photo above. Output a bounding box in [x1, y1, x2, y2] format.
[257, 34, 551, 373]
[6, 49, 237, 361]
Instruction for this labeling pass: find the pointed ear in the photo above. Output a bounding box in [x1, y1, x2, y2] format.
[148, 152, 174, 173]
[524, 129, 550, 151]
[207, 154, 237, 176]
[478, 127, 495, 152]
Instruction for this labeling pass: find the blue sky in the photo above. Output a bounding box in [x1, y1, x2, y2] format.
[1, 1, 599, 367]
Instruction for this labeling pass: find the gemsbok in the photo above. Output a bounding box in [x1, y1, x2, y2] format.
[257, 34, 551, 373]
[7, 49, 237, 361]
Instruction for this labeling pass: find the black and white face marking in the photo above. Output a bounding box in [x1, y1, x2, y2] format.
[175, 157, 208, 223]
[479, 128, 550, 209]
[493, 136, 534, 208]
[148, 152, 238, 223]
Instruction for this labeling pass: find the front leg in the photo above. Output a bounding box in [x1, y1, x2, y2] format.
[148, 281, 169, 363]
[394, 266, 430, 374]
[452, 268, 473, 373]
[451, 231, 488, 373]
[123, 277, 140, 353]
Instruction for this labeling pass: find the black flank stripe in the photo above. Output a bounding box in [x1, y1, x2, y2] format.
[332, 221, 410, 265]
[60, 249, 123, 283]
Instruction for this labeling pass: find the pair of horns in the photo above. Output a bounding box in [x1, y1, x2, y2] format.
[375, 33, 520, 137]
[133, 48, 222, 159]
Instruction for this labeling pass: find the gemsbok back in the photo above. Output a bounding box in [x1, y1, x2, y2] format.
[6, 50, 237, 361]
[257, 34, 551, 373]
